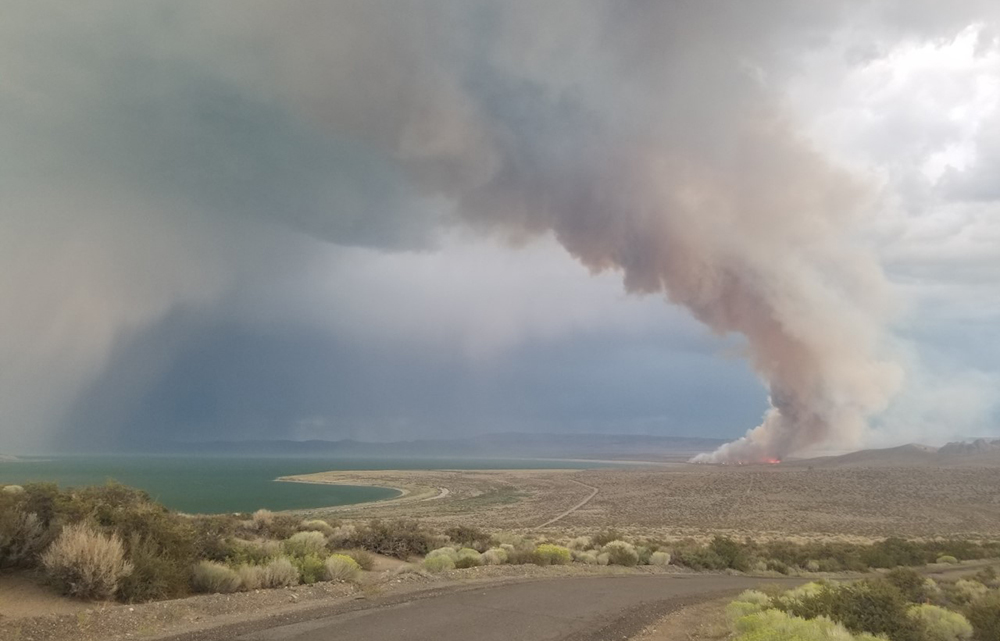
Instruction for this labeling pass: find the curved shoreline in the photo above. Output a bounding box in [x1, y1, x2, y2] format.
[275, 475, 435, 511]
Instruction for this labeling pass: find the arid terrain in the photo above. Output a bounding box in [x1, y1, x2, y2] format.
[290, 462, 1000, 540]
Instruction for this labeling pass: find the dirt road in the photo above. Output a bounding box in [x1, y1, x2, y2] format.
[163, 574, 801, 641]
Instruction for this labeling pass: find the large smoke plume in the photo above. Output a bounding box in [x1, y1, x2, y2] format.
[4, 1, 949, 457]
[222, 2, 905, 462]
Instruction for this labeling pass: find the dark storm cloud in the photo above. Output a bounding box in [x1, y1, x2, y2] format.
[61, 311, 766, 450]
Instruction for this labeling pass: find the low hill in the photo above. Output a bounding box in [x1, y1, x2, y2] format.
[795, 439, 1000, 468]
[794, 444, 939, 468]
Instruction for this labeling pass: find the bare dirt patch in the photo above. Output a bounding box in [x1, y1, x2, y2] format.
[630, 596, 732, 641]
[0, 570, 91, 620]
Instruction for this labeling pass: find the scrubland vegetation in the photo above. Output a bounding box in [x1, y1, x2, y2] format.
[725, 565, 1000, 641]
[3, 481, 1000, 607]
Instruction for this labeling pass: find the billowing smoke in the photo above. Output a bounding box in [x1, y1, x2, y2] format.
[210, 2, 906, 462]
[16, 0, 994, 456]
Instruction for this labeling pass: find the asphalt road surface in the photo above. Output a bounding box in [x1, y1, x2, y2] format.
[199, 574, 800, 641]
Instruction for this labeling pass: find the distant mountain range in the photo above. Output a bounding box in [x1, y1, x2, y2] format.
[795, 438, 1000, 468]
[162, 433, 727, 462]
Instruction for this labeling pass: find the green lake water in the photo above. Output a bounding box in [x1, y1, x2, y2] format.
[0, 456, 602, 514]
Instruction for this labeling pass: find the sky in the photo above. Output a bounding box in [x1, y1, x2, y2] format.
[1, 1, 998, 456]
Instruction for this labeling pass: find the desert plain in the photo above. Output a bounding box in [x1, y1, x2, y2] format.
[289, 461, 1000, 541]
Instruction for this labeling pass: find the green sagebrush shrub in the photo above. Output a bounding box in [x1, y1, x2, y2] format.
[732, 608, 884, 641]
[299, 519, 335, 536]
[777, 579, 923, 641]
[293, 553, 326, 584]
[534, 544, 572, 565]
[907, 604, 973, 641]
[284, 531, 328, 558]
[324, 554, 361, 581]
[423, 554, 455, 572]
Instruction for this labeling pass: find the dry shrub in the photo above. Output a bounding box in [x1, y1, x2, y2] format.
[936, 555, 959, 565]
[226, 538, 282, 566]
[567, 536, 591, 550]
[592, 529, 624, 547]
[42, 523, 133, 600]
[575, 551, 599, 565]
[0, 509, 51, 568]
[205, 561, 248, 592]
[70, 483, 199, 601]
[252, 509, 274, 529]
[345, 548, 375, 571]
[328, 524, 357, 548]
[324, 554, 361, 581]
[284, 531, 328, 558]
[602, 540, 639, 567]
[650, 551, 672, 566]
[482, 548, 508, 565]
[350, 519, 432, 559]
[191, 561, 242, 593]
[117, 533, 191, 603]
[261, 557, 299, 588]
[444, 525, 492, 552]
[236, 564, 265, 590]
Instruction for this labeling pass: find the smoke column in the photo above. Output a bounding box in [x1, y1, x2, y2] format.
[210, 2, 907, 462]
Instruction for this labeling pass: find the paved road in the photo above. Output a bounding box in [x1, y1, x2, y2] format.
[219, 575, 798, 641]
[165, 562, 996, 641]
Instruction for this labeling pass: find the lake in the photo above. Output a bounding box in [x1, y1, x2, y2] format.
[0, 455, 601, 514]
